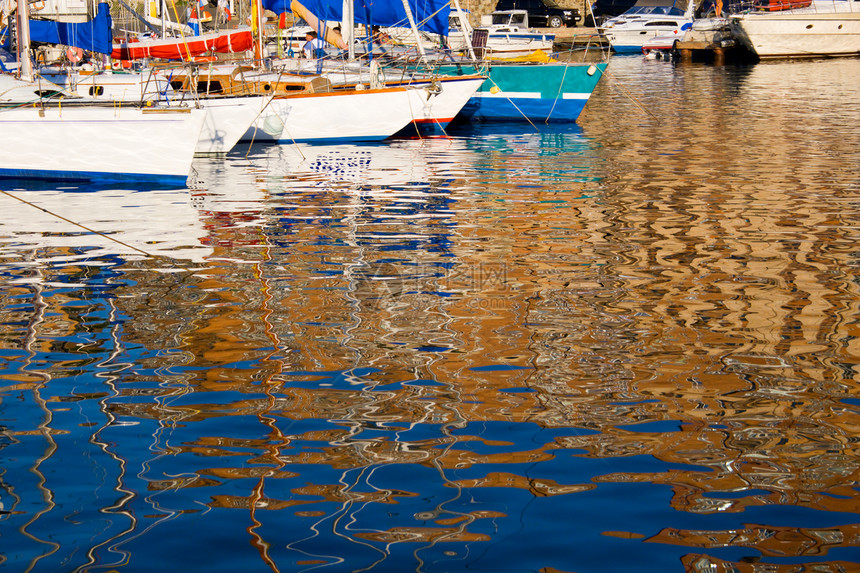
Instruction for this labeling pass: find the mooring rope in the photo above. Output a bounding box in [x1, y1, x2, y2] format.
[1, 189, 155, 258]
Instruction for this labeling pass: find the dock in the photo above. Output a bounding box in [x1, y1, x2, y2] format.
[673, 27, 755, 64]
[540, 26, 610, 49]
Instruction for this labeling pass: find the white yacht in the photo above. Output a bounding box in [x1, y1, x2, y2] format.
[730, 0, 860, 57]
[600, 0, 695, 53]
[447, 9, 556, 58]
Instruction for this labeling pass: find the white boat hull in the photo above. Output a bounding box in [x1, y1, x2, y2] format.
[242, 87, 421, 143]
[730, 10, 860, 57]
[395, 77, 486, 133]
[0, 106, 206, 183]
[196, 96, 269, 155]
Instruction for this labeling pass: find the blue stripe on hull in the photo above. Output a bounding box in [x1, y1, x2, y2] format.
[240, 131, 395, 144]
[457, 97, 588, 123]
[611, 45, 646, 53]
[274, 135, 394, 144]
[0, 168, 189, 184]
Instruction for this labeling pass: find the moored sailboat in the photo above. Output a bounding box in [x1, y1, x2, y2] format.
[0, 75, 206, 182]
[266, 0, 606, 124]
[0, 0, 206, 183]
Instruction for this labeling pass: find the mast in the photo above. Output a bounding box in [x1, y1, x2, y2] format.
[398, 0, 426, 61]
[683, 0, 695, 20]
[449, 0, 475, 61]
[161, 0, 167, 36]
[16, 0, 34, 82]
[343, 0, 354, 60]
[253, 0, 266, 63]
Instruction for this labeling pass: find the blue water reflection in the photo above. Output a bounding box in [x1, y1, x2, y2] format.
[2, 57, 860, 572]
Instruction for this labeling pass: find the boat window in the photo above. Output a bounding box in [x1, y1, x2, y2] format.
[196, 81, 222, 93]
[624, 5, 685, 15]
[33, 90, 60, 98]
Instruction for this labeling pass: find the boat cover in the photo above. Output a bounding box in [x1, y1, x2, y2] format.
[262, 0, 450, 36]
[111, 28, 254, 60]
[30, 3, 112, 54]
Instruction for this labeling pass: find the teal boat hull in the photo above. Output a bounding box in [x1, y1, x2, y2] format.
[439, 61, 607, 123]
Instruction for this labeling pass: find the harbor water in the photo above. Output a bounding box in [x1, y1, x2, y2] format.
[1, 55, 860, 572]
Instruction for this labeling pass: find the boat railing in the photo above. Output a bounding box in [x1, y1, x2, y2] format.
[731, 0, 818, 12]
[139, 61, 201, 108]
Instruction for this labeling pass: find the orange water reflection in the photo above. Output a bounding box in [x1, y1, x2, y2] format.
[1, 57, 859, 572]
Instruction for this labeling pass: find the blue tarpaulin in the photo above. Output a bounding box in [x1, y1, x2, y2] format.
[29, 2, 113, 54]
[262, 0, 450, 37]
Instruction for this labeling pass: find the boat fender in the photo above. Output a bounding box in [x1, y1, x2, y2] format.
[262, 113, 285, 137]
[369, 60, 384, 90]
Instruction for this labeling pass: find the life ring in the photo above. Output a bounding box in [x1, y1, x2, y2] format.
[67, 47, 84, 63]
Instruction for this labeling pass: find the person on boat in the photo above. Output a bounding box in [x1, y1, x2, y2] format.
[302, 31, 326, 58]
[216, 0, 231, 25]
[371, 26, 392, 45]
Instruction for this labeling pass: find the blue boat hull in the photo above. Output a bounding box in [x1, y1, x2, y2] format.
[439, 61, 607, 123]
[458, 93, 590, 123]
[612, 45, 647, 53]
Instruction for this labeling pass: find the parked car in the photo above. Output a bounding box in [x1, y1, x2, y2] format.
[494, 0, 582, 27]
[584, 0, 636, 26]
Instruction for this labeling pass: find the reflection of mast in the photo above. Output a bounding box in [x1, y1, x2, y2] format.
[321, 181, 476, 568]
[18, 269, 60, 573]
[77, 298, 138, 571]
[247, 230, 288, 573]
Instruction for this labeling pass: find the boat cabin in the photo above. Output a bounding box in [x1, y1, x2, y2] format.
[482, 9, 534, 30]
[166, 65, 333, 97]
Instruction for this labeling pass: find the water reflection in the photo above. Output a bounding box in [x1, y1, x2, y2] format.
[1, 58, 860, 572]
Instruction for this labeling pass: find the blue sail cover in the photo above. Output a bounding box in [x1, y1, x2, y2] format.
[263, 0, 450, 36]
[29, 3, 113, 54]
